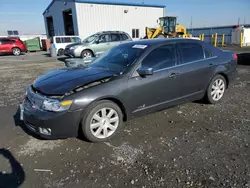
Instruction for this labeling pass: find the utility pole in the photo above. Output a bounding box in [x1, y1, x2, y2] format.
[238, 17, 240, 25]
[244, 16, 246, 25]
[190, 16, 193, 28]
[190, 16, 193, 33]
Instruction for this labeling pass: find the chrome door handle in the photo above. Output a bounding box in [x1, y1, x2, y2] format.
[207, 63, 213, 68]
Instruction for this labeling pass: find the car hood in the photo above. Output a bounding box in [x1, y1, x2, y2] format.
[66, 42, 88, 48]
[33, 67, 115, 95]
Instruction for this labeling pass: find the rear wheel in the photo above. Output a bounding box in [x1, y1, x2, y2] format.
[205, 75, 227, 104]
[81, 100, 123, 142]
[81, 50, 93, 59]
[12, 47, 21, 56]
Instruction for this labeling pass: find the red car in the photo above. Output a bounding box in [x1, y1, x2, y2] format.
[0, 37, 27, 56]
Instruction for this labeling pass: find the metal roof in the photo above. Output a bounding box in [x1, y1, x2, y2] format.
[75, 0, 166, 7]
[187, 24, 250, 30]
[43, 0, 166, 15]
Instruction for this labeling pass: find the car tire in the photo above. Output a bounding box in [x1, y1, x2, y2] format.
[12, 47, 21, 56]
[205, 74, 227, 104]
[58, 48, 64, 56]
[81, 100, 123, 143]
[81, 50, 93, 59]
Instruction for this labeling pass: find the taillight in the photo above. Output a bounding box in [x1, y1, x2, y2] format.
[232, 53, 238, 61]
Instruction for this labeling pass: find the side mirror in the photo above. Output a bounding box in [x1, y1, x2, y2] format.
[137, 67, 153, 76]
[95, 40, 99, 44]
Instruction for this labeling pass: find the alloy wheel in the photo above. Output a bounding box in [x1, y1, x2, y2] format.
[13, 48, 21, 56]
[83, 52, 92, 58]
[211, 78, 225, 101]
[90, 108, 119, 139]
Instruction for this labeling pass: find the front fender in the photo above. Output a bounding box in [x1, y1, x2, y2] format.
[75, 46, 93, 57]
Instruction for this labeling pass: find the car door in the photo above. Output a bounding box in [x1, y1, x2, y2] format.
[92, 34, 111, 56]
[175, 42, 217, 99]
[126, 43, 180, 116]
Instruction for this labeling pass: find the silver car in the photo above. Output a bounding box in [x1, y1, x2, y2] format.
[64, 31, 132, 58]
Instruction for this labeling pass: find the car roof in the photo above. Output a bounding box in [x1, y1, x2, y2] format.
[53, 36, 80, 38]
[0, 37, 19, 40]
[118, 38, 204, 47]
[95, 31, 129, 35]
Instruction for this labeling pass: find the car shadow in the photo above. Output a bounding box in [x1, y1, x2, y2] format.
[76, 123, 94, 143]
[42, 52, 69, 62]
[42, 53, 51, 57]
[0, 148, 25, 188]
[237, 53, 250, 65]
[57, 57, 69, 62]
[13, 107, 46, 140]
[0, 53, 25, 57]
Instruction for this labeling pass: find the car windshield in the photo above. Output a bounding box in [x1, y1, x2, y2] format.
[82, 34, 99, 43]
[88, 43, 147, 73]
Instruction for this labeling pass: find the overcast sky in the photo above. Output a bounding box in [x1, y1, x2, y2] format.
[0, 0, 249, 35]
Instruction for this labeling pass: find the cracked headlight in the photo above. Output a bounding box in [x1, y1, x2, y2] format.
[42, 99, 73, 112]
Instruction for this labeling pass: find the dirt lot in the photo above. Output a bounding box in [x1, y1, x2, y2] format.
[0, 48, 249, 188]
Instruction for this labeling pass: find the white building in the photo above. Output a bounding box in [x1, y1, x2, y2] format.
[231, 27, 250, 47]
[43, 0, 166, 39]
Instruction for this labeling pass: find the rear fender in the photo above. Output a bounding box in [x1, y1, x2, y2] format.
[206, 65, 228, 90]
[215, 65, 227, 74]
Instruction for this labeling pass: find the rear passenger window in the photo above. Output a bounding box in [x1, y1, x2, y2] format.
[2, 39, 14, 44]
[179, 43, 204, 64]
[60, 37, 70, 43]
[204, 48, 213, 58]
[110, 34, 121, 42]
[55, 38, 61, 43]
[142, 44, 176, 71]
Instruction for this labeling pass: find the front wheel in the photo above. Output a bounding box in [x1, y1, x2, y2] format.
[12, 47, 21, 56]
[81, 100, 123, 142]
[205, 75, 227, 104]
[81, 50, 93, 59]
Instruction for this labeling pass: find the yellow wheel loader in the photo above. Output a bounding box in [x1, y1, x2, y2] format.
[144, 16, 193, 39]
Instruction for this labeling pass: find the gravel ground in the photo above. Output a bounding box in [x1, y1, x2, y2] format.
[0, 48, 249, 188]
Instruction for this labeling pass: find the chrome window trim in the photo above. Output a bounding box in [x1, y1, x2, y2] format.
[154, 56, 218, 73]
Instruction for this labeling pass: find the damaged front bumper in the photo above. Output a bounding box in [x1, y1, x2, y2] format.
[20, 87, 82, 139]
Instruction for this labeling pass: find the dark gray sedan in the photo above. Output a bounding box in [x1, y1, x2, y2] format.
[20, 38, 237, 142]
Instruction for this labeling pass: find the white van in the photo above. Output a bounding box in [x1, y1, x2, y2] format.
[51, 36, 81, 56]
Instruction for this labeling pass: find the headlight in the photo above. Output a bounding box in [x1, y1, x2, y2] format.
[70, 46, 79, 50]
[42, 99, 73, 112]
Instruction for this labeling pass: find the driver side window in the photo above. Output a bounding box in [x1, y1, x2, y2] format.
[98, 34, 110, 43]
[141, 44, 176, 71]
